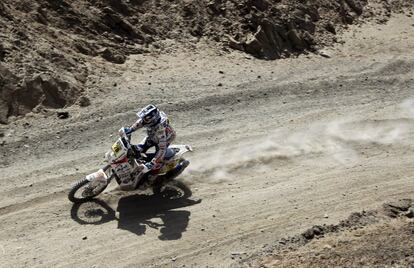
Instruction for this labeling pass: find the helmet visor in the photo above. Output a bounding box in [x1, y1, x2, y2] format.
[143, 115, 153, 123]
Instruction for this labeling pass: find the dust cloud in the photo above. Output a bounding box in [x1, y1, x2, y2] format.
[186, 98, 414, 183]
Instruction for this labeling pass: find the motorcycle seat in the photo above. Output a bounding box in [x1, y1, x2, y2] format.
[144, 147, 176, 161]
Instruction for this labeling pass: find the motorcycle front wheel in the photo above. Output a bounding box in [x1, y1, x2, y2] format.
[68, 178, 108, 203]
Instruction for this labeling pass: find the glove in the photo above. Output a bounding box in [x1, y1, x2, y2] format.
[119, 127, 133, 137]
[142, 162, 153, 173]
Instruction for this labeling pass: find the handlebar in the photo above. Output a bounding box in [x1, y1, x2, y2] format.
[118, 127, 144, 160]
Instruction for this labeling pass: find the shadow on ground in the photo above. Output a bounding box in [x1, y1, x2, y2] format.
[70, 193, 202, 240]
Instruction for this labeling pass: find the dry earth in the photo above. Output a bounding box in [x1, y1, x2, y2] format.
[246, 199, 414, 267]
[1, 0, 412, 123]
[0, 7, 414, 268]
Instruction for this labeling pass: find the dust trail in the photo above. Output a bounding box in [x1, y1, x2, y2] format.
[186, 98, 414, 184]
[400, 98, 414, 117]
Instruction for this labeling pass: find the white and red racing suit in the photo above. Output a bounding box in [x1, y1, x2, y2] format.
[130, 111, 176, 172]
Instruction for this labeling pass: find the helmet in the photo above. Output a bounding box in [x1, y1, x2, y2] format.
[137, 104, 161, 126]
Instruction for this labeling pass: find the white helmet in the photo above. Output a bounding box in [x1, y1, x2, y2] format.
[137, 104, 161, 127]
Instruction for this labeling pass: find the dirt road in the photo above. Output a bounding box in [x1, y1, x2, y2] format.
[0, 14, 413, 268]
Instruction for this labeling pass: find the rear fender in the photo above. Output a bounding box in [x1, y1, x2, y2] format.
[170, 144, 193, 158]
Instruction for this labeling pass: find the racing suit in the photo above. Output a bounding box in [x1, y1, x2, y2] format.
[129, 111, 176, 172]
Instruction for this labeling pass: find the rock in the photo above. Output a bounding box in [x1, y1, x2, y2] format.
[386, 199, 412, 211]
[405, 208, 414, 218]
[292, 10, 316, 33]
[302, 229, 314, 240]
[325, 22, 336, 34]
[99, 48, 126, 64]
[319, 50, 331, 58]
[324, 214, 329, 218]
[312, 225, 324, 236]
[82, 236, 87, 240]
[73, 40, 98, 56]
[383, 207, 400, 218]
[244, 22, 283, 60]
[57, 111, 69, 119]
[16, 75, 80, 115]
[217, 83, 223, 87]
[77, 96, 90, 107]
[302, 225, 324, 240]
[228, 36, 244, 51]
[288, 27, 306, 50]
[383, 199, 412, 218]
[323, 244, 332, 250]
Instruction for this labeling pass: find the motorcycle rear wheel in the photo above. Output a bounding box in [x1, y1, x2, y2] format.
[68, 178, 108, 203]
[153, 180, 192, 200]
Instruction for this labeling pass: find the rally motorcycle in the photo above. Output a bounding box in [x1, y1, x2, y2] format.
[68, 129, 192, 203]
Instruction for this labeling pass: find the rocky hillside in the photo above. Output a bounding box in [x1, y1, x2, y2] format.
[0, 0, 412, 123]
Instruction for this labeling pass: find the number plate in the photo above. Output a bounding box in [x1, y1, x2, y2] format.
[112, 142, 121, 154]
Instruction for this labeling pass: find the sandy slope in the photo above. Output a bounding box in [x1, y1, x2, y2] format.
[0, 14, 413, 268]
[258, 216, 414, 267]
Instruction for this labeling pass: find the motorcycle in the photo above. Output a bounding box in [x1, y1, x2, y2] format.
[68, 128, 192, 203]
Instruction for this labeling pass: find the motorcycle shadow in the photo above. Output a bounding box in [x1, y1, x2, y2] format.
[70, 192, 202, 240]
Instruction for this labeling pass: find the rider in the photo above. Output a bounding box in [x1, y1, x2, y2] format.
[121, 104, 176, 178]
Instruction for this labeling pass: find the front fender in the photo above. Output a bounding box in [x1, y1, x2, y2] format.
[85, 169, 108, 183]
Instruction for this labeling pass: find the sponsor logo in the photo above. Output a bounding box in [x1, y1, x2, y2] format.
[112, 142, 121, 154]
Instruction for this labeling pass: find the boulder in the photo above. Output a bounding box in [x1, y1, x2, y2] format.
[99, 47, 127, 64]
[13, 75, 80, 115]
[383, 199, 413, 218]
[244, 19, 289, 60]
